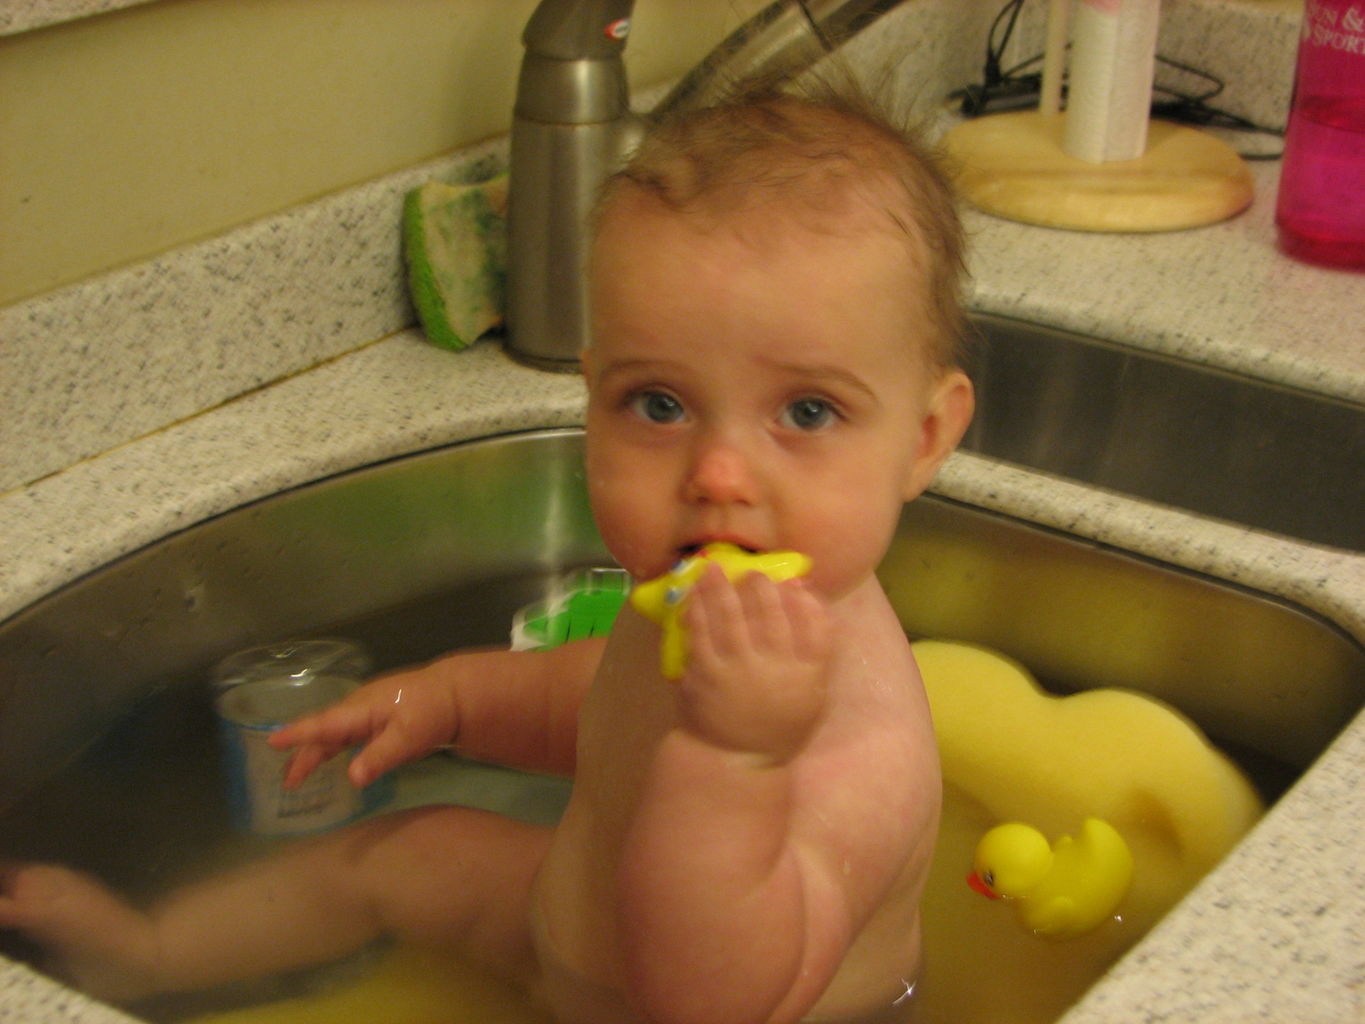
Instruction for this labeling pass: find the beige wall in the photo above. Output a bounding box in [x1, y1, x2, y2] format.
[0, 0, 767, 306]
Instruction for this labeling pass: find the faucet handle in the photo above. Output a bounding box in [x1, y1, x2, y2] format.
[522, 0, 636, 61]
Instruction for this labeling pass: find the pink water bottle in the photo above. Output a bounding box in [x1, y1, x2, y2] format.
[1274, 0, 1365, 269]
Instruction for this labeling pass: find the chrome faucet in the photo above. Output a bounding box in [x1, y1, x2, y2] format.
[504, 0, 905, 371]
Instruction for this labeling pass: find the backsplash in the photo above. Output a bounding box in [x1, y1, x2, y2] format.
[999, 0, 1300, 134]
[0, 0, 1300, 495]
[0, 141, 503, 494]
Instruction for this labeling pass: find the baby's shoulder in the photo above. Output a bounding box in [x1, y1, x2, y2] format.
[830, 580, 914, 664]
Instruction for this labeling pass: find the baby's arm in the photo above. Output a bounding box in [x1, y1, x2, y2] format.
[619, 568, 857, 1023]
[273, 638, 605, 787]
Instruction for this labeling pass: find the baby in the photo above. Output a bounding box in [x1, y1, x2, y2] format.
[0, 86, 973, 1024]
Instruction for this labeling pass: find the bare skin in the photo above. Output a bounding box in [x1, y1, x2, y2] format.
[534, 575, 941, 1024]
[0, 99, 973, 1024]
[0, 580, 938, 1023]
[0, 641, 599, 1005]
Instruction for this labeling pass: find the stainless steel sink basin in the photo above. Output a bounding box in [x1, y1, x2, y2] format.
[963, 314, 1365, 551]
[0, 428, 1361, 1020]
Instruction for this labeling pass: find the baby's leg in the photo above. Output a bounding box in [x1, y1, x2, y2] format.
[1, 805, 551, 1005]
[0, 861, 161, 1004]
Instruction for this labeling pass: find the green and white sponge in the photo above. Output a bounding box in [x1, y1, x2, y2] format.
[402, 174, 509, 351]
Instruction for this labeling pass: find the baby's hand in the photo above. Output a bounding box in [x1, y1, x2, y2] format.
[269, 665, 459, 790]
[675, 565, 833, 762]
[630, 543, 812, 679]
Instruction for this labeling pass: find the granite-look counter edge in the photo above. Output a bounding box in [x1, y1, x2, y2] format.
[2, 327, 1361, 1024]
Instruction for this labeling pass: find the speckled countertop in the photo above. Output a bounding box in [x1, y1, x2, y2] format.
[0, 0, 156, 36]
[2, 2, 1363, 1022]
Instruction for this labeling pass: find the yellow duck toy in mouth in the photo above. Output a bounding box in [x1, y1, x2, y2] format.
[967, 817, 1134, 939]
[629, 542, 812, 679]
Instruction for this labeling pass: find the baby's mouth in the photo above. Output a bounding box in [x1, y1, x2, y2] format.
[677, 540, 758, 559]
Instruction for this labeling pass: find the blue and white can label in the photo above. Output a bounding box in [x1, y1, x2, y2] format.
[217, 674, 362, 836]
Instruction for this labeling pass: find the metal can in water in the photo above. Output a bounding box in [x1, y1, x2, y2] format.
[214, 639, 385, 836]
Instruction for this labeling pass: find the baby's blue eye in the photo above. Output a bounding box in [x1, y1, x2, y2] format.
[629, 391, 685, 424]
[782, 397, 836, 431]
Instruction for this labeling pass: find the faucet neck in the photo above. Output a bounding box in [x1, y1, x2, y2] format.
[516, 0, 635, 125]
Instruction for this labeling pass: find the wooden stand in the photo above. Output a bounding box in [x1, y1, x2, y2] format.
[943, 110, 1254, 233]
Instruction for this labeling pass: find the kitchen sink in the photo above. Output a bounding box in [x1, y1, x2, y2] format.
[0, 428, 1360, 1022]
[963, 313, 1365, 551]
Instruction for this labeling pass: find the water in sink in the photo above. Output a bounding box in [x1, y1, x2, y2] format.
[0, 667, 1264, 1024]
[1, 430, 1360, 1023]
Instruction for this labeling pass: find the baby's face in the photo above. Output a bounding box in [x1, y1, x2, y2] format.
[584, 192, 967, 600]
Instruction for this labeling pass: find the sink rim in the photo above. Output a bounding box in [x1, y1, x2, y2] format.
[3, 427, 1361, 800]
[2, 272, 1364, 1022]
[2, 426, 1363, 1024]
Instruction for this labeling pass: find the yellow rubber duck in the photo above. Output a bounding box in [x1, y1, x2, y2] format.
[630, 542, 812, 679]
[913, 640, 1263, 938]
[967, 817, 1134, 939]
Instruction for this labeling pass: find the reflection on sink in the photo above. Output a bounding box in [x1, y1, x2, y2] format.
[0, 429, 1361, 1023]
[964, 314, 1365, 551]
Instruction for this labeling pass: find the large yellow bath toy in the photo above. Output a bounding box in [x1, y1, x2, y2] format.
[912, 639, 1263, 939]
[968, 817, 1134, 938]
[630, 542, 812, 679]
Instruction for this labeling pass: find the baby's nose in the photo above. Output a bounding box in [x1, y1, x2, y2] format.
[684, 435, 758, 505]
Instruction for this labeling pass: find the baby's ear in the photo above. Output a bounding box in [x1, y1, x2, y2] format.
[902, 369, 974, 501]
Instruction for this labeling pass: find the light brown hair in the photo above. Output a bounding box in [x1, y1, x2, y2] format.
[597, 80, 968, 371]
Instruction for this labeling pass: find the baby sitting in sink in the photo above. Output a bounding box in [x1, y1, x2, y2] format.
[0, 83, 973, 1024]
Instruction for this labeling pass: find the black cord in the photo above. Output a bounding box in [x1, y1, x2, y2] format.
[949, 0, 1284, 158]
[983, 0, 1028, 87]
